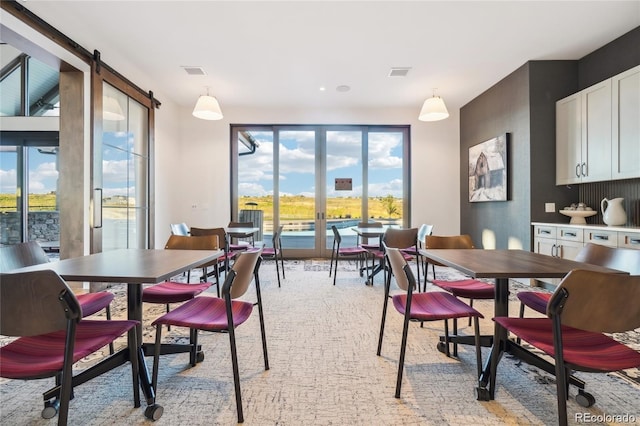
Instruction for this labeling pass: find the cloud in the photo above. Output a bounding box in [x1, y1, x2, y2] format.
[238, 182, 272, 197]
[0, 168, 17, 192]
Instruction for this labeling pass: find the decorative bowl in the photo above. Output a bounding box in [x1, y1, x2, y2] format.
[559, 209, 597, 224]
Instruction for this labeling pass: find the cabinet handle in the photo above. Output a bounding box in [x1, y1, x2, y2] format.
[565, 232, 576, 237]
[629, 238, 640, 245]
[581, 162, 587, 177]
[551, 244, 557, 257]
[575, 164, 581, 178]
[593, 234, 609, 241]
[557, 244, 562, 258]
[540, 230, 551, 235]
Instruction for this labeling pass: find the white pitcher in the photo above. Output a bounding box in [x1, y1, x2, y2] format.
[601, 197, 626, 226]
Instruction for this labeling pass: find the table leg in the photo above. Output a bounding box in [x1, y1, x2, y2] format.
[477, 277, 509, 400]
[127, 284, 156, 405]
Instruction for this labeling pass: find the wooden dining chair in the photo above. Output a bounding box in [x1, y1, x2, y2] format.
[329, 225, 368, 285]
[0, 270, 140, 425]
[227, 221, 256, 251]
[261, 225, 285, 287]
[142, 235, 216, 328]
[517, 243, 640, 319]
[0, 241, 116, 352]
[150, 249, 268, 423]
[493, 269, 640, 426]
[378, 247, 483, 398]
[423, 235, 495, 326]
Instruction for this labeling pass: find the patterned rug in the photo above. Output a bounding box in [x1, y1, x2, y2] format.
[2, 259, 639, 426]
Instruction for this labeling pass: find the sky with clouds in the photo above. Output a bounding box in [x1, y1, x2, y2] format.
[238, 129, 404, 199]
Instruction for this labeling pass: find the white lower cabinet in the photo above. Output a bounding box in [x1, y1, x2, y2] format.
[532, 223, 640, 286]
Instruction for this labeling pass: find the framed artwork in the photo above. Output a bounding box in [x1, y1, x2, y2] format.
[468, 133, 509, 202]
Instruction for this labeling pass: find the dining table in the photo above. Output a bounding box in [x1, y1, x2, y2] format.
[13, 247, 223, 418]
[418, 248, 628, 400]
[351, 226, 387, 284]
[224, 226, 261, 247]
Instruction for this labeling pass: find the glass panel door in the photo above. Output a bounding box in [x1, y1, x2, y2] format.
[101, 83, 149, 250]
[325, 130, 363, 253]
[278, 129, 317, 256]
[232, 125, 409, 258]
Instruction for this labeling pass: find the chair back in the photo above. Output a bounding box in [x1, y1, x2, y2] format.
[190, 227, 227, 248]
[424, 234, 475, 249]
[0, 270, 81, 337]
[417, 224, 434, 247]
[357, 221, 382, 228]
[331, 225, 342, 245]
[574, 243, 640, 275]
[0, 241, 50, 272]
[385, 247, 414, 292]
[165, 234, 219, 250]
[383, 228, 418, 250]
[228, 221, 253, 228]
[227, 249, 262, 299]
[170, 222, 190, 236]
[548, 269, 640, 333]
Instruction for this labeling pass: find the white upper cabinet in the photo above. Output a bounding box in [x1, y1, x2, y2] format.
[557, 65, 640, 185]
[612, 65, 640, 180]
[556, 80, 612, 185]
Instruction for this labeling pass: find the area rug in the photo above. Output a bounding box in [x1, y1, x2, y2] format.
[1, 259, 639, 426]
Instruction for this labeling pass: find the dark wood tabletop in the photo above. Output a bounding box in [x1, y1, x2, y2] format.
[418, 249, 628, 279]
[14, 248, 223, 283]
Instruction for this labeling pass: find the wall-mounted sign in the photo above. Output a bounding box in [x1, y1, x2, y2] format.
[335, 178, 352, 191]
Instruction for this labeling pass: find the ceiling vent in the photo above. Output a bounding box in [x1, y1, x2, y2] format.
[388, 67, 411, 77]
[182, 66, 207, 76]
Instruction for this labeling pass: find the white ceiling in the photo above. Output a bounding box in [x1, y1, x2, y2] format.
[12, 1, 640, 113]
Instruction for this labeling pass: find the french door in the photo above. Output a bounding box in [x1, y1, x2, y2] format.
[232, 125, 409, 258]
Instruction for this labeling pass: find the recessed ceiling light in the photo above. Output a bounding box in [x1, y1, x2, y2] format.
[319, 87, 326, 91]
[181, 66, 207, 76]
[389, 67, 411, 77]
[336, 85, 351, 92]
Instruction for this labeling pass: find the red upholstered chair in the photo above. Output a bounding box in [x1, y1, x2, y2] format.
[329, 225, 368, 285]
[517, 243, 640, 318]
[493, 269, 640, 426]
[227, 221, 256, 252]
[377, 247, 484, 398]
[0, 242, 116, 352]
[190, 226, 237, 293]
[151, 249, 268, 424]
[424, 235, 495, 325]
[401, 223, 434, 285]
[261, 225, 285, 287]
[0, 270, 139, 425]
[142, 235, 216, 328]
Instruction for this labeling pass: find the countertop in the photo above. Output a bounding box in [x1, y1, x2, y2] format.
[531, 222, 640, 232]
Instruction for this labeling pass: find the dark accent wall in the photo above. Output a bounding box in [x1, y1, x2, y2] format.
[460, 61, 577, 250]
[459, 26, 640, 249]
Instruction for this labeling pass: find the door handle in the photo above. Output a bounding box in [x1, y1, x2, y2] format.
[575, 164, 581, 178]
[581, 162, 587, 177]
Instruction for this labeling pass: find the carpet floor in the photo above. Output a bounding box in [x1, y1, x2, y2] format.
[1, 259, 639, 425]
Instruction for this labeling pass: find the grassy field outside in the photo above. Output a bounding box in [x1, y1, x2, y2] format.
[1, 193, 404, 222]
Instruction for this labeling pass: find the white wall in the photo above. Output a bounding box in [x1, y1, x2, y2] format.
[157, 105, 461, 247]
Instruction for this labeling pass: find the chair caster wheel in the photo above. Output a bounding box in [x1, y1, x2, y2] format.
[41, 400, 59, 419]
[196, 351, 205, 363]
[475, 387, 491, 401]
[144, 404, 164, 421]
[436, 341, 447, 354]
[576, 391, 595, 407]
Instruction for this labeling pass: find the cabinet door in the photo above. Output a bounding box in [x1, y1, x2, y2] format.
[612, 65, 640, 180]
[582, 79, 612, 182]
[557, 240, 583, 260]
[618, 231, 640, 250]
[534, 237, 556, 257]
[556, 94, 582, 185]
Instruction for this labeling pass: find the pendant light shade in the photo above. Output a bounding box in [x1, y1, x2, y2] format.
[103, 96, 125, 121]
[192, 91, 223, 120]
[418, 90, 449, 122]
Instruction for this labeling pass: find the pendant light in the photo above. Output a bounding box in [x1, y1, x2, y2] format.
[418, 89, 449, 122]
[192, 87, 223, 120]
